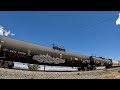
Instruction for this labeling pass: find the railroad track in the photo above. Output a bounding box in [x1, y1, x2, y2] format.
[8, 66, 120, 72]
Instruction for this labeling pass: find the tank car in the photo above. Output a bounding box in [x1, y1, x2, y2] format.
[111, 60, 120, 67]
[91, 57, 112, 68]
[0, 36, 91, 70]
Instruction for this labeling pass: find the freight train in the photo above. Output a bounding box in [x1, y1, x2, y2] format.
[0, 36, 120, 71]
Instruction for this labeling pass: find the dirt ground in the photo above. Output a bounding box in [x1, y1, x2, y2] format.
[100, 72, 120, 79]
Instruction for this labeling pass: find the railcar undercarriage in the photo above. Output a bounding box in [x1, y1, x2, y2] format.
[0, 60, 14, 69]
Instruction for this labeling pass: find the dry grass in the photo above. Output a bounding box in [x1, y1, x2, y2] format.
[100, 69, 120, 79]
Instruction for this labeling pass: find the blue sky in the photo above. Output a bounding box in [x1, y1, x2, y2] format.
[0, 11, 120, 62]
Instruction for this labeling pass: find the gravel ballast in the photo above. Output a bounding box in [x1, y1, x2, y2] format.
[0, 67, 120, 79]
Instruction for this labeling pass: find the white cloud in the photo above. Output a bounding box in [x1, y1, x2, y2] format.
[0, 26, 4, 36]
[116, 13, 120, 26]
[4, 30, 10, 36]
[0, 25, 15, 36]
[0, 30, 3, 36]
[11, 33, 15, 36]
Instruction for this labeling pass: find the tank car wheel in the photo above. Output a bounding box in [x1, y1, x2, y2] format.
[90, 66, 93, 70]
[93, 66, 96, 70]
[86, 64, 91, 71]
[77, 68, 81, 71]
[81, 67, 86, 71]
[105, 66, 108, 69]
[8, 61, 14, 69]
[87, 68, 90, 71]
[90, 65, 96, 70]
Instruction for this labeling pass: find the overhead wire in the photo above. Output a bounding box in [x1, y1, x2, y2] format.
[79, 14, 118, 31]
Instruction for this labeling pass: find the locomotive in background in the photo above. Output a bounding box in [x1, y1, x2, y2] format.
[0, 36, 120, 71]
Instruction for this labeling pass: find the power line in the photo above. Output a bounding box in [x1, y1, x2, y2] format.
[79, 15, 117, 31]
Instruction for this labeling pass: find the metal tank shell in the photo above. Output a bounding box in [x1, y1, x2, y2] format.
[93, 57, 112, 66]
[0, 37, 90, 66]
[112, 60, 119, 66]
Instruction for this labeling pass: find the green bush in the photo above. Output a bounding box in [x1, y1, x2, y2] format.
[27, 64, 40, 71]
[118, 70, 120, 73]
